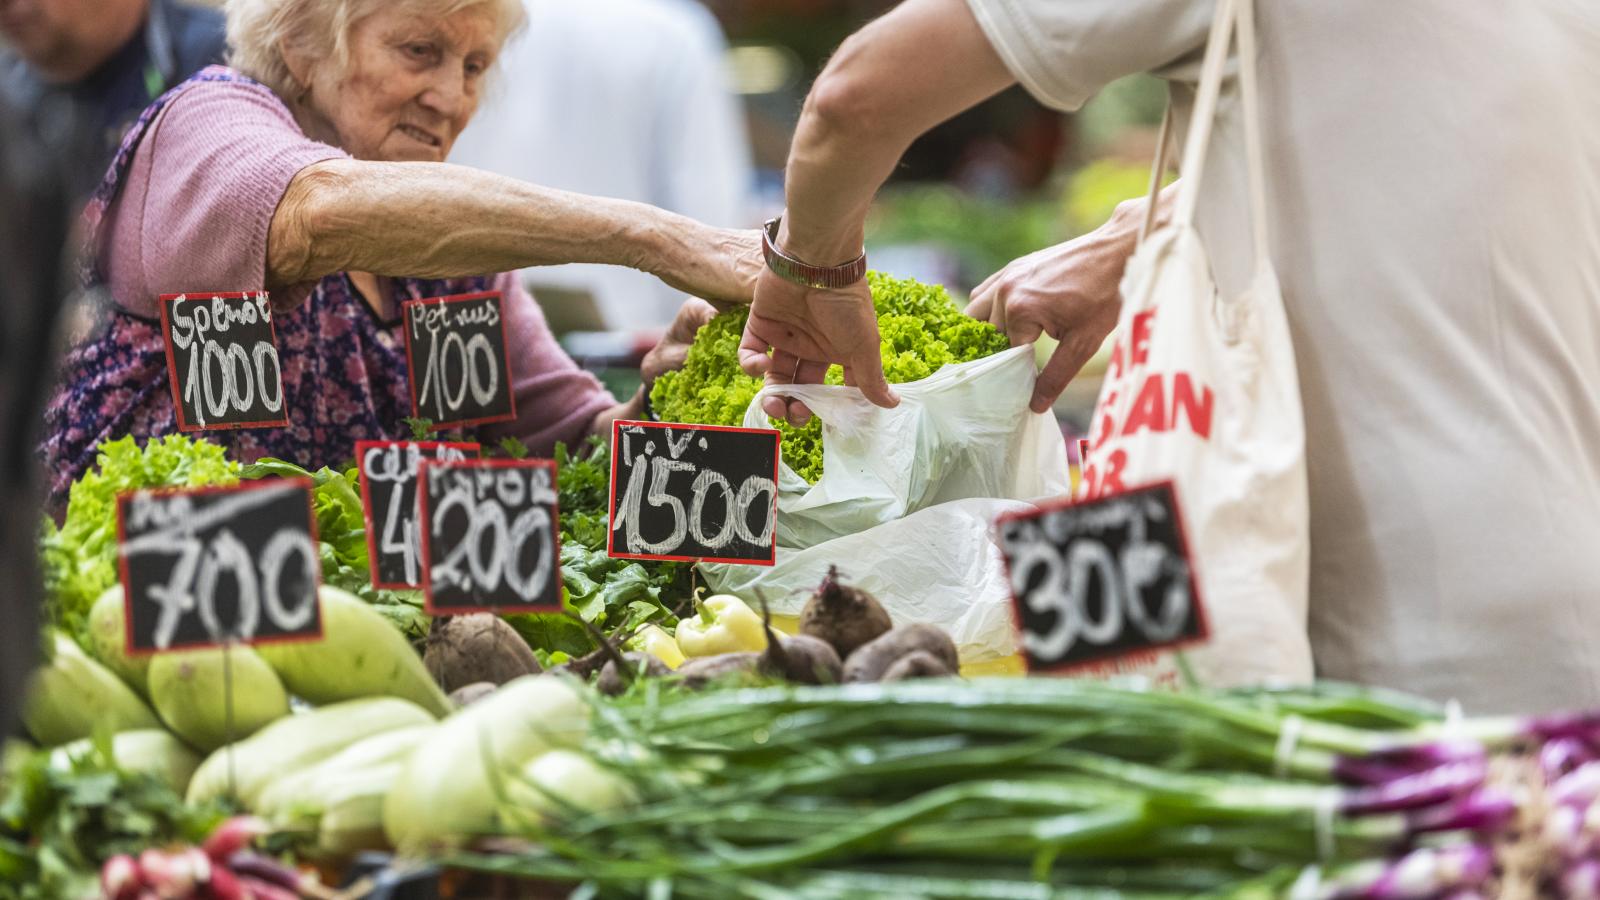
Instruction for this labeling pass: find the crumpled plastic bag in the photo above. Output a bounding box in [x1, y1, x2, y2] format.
[701, 346, 1071, 661]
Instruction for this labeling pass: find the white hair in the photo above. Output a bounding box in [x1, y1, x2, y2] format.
[224, 0, 526, 99]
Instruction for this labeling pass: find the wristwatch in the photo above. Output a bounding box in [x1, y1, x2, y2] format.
[762, 217, 867, 290]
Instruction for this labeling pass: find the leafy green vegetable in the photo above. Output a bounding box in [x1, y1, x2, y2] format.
[650, 272, 1010, 481]
[240, 458, 429, 640]
[40, 435, 240, 644]
[0, 737, 229, 899]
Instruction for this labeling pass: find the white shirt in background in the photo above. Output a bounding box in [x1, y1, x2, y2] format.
[967, 0, 1600, 713]
[451, 0, 755, 331]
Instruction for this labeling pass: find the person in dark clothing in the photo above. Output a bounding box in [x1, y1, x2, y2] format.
[0, 0, 226, 194]
[0, 71, 87, 734]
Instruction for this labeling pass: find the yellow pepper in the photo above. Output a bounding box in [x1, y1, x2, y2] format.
[626, 624, 686, 670]
[675, 592, 767, 657]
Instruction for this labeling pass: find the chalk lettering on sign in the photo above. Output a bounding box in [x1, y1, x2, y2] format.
[162, 292, 286, 429]
[419, 459, 561, 613]
[358, 441, 479, 589]
[997, 482, 1205, 672]
[608, 421, 779, 565]
[402, 292, 514, 429]
[118, 481, 322, 653]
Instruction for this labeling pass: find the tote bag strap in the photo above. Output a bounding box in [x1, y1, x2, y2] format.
[1138, 0, 1270, 271]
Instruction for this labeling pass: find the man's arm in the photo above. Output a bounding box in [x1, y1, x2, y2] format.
[739, 0, 1016, 421]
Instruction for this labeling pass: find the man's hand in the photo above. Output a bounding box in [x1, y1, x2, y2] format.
[655, 225, 764, 309]
[641, 297, 719, 388]
[738, 268, 897, 424]
[967, 199, 1151, 413]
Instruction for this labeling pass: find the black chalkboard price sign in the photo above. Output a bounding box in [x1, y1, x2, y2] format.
[996, 481, 1208, 673]
[401, 290, 516, 430]
[607, 420, 780, 565]
[417, 458, 562, 614]
[116, 479, 323, 654]
[357, 440, 481, 589]
[159, 291, 289, 431]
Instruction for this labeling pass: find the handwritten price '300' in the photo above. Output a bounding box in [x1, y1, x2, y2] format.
[1004, 498, 1192, 662]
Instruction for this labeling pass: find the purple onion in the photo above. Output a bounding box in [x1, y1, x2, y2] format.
[1541, 737, 1596, 783]
[1341, 760, 1487, 816]
[1344, 844, 1493, 899]
[1404, 788, 1516, 835]
[1524, 710, 1600, 744]
[1554, 762, 1600, 808]
[1333, 742, 1485, 787]
[1562, 860, 1600, 899]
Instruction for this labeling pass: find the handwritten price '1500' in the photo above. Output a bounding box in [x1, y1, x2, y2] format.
[612, 432, 776, 555]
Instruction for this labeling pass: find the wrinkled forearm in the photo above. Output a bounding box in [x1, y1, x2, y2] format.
[266, 158, 690, 289]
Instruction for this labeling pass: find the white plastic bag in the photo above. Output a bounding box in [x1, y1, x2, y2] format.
[700, 345, 1070, 661]
[1076, 0, 1312, 687]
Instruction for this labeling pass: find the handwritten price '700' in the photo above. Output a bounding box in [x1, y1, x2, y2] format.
[168, 294, 283, 426]
[121, 490, 318, 649]
[1003, 496, 1192, 662]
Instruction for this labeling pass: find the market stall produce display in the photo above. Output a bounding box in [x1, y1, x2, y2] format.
[648, 271, 1010, 483]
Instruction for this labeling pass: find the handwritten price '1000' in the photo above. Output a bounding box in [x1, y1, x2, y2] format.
[428, 467, 555, 600]
[614, 444, 775, 555]
[168, 293, 283, 427]
[123, 490, 317, 649]
[1004, 497, 1192, 662]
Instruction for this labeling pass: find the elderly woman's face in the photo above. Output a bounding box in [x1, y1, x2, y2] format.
[304, 5, 498, 162]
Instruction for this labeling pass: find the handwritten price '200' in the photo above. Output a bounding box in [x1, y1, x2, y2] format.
[121, 488, 318, 649]
[168, 293, 283, 427]
[1002, 495, 1192, 662]
[411, 301, 501, 420]
[427, 466, 555, 600]
[612, 433, 776, 555]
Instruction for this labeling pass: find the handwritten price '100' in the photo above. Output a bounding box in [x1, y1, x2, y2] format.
[429, 469, 555, 600]
[414, 317, 499, 419]
[123, 492, 317, 649]
[168, 294, 283, 426]
[1005, 504, 1192, 661]
[614, 450, 776, 555]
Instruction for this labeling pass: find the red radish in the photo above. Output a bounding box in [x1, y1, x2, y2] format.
[200, 866, 247, 900]
[236, 876, 301, 900]
[202, 816, 269, 862]
[138, 847, 211, 899]
[100, 853, 143, 900]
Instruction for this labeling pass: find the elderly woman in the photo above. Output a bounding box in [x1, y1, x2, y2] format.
[40, 0, 756, 504]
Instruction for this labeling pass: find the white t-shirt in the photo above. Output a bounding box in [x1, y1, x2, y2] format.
[969, 0, 1600, 713]
[451, 0, 755, 330]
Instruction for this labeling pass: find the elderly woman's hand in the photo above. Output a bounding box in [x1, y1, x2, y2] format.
[650, 224, 764, 310]
[641, 297, 719, 388]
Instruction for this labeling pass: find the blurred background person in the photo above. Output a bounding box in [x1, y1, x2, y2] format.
[450, 0, 756, 334]
[0, 0, 226, 195]
[0, 71, 89, 731]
